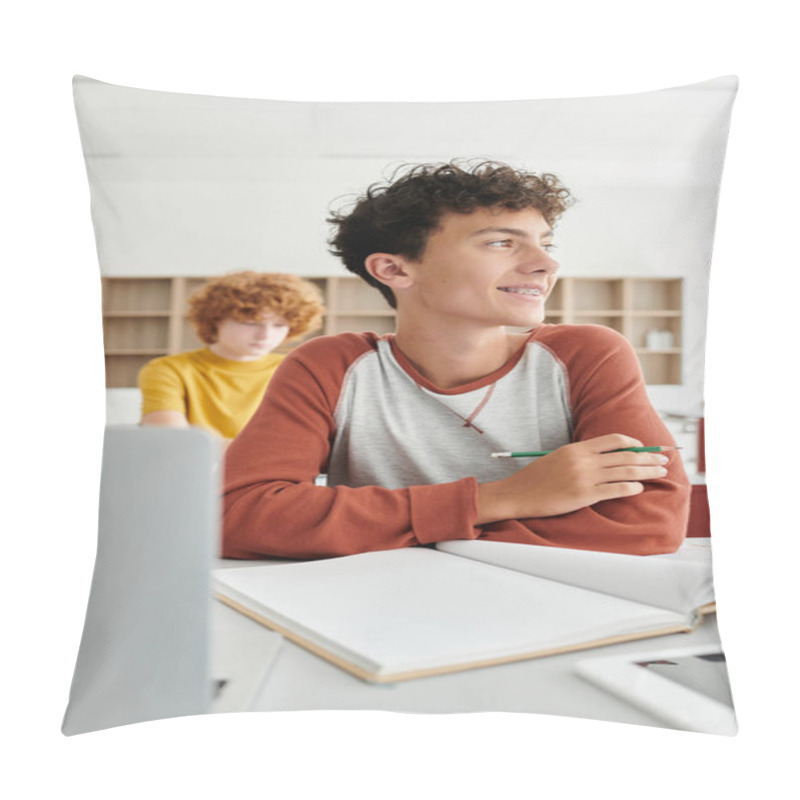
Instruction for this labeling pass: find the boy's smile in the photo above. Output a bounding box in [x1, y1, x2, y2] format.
[400, 207, 559, 330]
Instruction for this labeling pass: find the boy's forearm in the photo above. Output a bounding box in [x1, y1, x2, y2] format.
[475, 480, 521, 525]
[475, 435, 668, 524]
[473, 435, 691, 554]
[140, 410, 190, 427]
[475, 464, 691, 555]
[480, 480, 691, 555]
[222, 477, 480, 559]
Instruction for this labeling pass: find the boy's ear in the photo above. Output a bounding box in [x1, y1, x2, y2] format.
[364, 254, 415, 291]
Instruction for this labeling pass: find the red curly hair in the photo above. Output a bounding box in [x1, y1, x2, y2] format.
[187, 271, 325, 344]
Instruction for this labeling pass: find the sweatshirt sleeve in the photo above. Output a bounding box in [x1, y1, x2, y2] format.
[222, 335, 479, 559]
[478, 326, 691, 555]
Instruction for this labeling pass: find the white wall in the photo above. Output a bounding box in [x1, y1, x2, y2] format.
[77, 76, 736, 412]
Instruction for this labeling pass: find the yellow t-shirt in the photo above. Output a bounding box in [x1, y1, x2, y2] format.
[138, 348, 285, 439]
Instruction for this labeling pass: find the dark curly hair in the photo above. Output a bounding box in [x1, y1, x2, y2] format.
[328, 160, 574, 308]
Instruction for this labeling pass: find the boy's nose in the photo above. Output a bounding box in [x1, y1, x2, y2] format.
[517, 247, 559, 274]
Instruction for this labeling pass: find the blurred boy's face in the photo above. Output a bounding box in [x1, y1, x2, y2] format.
[211, 315, 290, 361]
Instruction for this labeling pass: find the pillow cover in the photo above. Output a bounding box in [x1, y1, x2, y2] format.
[64, 75, 738, 735]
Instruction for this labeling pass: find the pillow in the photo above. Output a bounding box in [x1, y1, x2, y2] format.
[64, 75, 738, 735]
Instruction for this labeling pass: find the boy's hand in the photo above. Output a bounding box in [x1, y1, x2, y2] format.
[475, 433, 670, 524]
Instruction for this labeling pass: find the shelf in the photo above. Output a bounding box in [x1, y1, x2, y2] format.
[634, 348, 682, 355]
[636, 351, 682, 385]
[106, 349, 169, 356]
[103, 316, 169, 353]
[568, 308, 683, 319]
[325, 310, 396, 318]
[101, 275, 683, 387]
[630, 278, 682, 312]
[572, 279, 625, 312]
[547, 282, 565, 307]
[630, 315, 681, 351]
[179, 318, 204, 352]
[326, 276, 393, 315]
[102, 278, 172, 313]
[105, 353, 164, 388]
[571, 310, 625, 316]
[328, 315, 396, 336]
[103, 311, 172, 318]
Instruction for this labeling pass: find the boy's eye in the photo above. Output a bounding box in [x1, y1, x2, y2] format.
[486, 239, 513, 248]
[543, 243, 557, 252]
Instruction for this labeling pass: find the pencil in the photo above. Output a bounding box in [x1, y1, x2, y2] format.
[490, 446, 682, 458]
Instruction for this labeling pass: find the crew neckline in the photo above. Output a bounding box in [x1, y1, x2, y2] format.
[385, 327, 545, 395]
[193, 347, 284, 372]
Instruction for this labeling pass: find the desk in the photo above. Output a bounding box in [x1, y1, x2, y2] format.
[211, 539, 727, 729]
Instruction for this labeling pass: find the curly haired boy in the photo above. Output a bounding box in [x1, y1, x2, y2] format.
[223, 161, 690, 558]
[139, 271, 324, 441]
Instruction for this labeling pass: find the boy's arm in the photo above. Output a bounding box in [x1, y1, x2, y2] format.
[475, 327, 691, 555]
[222, 339, 481, 559]
[141, 410, 190, 427]
[138, 358, 188, 424]
[223, 328, 689, 559]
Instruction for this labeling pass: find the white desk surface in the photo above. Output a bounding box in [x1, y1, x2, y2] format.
[212, 538, 726, 729]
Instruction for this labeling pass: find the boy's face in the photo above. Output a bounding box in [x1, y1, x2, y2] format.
[401, 207, 559, 330]
[212, 315, 290, 361]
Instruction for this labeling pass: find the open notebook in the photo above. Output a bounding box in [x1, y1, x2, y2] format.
[213, 539, 715, 683]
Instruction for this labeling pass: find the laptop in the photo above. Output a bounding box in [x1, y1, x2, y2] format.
[62, 426, 280, 735]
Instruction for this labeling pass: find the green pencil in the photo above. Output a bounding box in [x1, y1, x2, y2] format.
[490, 446, 682, 458]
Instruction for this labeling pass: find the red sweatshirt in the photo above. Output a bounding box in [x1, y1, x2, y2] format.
[223, 325, 690, 559]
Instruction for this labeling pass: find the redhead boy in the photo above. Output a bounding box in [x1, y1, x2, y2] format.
[223, 162, 690, 558]
[139, 271, 323, 441]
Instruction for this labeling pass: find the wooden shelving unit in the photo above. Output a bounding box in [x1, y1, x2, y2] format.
[538, 277, 683, 385]
[102, 276, 683, 387]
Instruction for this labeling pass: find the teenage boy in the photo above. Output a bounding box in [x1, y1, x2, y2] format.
[223, 162, 690, 559]
[139, 271, 324, 441]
